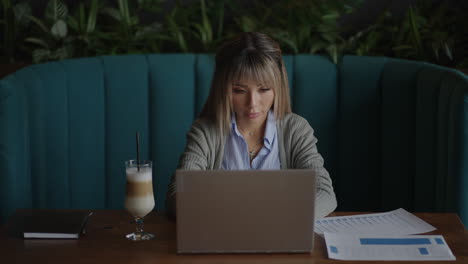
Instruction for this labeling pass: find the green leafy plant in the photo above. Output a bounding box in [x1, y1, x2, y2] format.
[347, 0, 465, 69]
[0, 0, 32, 63]
[231, 0, 273, 34]
[24, 0, 74, 63]
[452, 4, 468, 68]
[0, 0, 465, 71]
[67, 0, 103, 57]
[342, 0, 396, 57]
[163, 0, 232, 53]
[163, 0, 191, 52]
[393, 1, 456, 66]
[99, 0, 165, 54]
[191, 0, 219, 52]
[231, 0, 363, 64]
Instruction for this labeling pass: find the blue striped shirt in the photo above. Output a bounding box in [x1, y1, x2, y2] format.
[221, 110, 281, 170]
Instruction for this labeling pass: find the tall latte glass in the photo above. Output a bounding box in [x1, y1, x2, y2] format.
[124, 160, 155, 241]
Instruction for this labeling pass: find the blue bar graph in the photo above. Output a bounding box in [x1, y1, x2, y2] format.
[360, 238, 432, 245]
[418, 248, 429, 255]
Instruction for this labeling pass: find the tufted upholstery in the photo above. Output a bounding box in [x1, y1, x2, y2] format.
[1, 54, 467, 226]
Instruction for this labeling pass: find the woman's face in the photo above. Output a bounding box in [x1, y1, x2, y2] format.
[231, 79, 275, 127]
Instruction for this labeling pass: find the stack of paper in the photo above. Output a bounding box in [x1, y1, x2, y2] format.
[315, 208, 456, 261]
[315, 208, 436, 236]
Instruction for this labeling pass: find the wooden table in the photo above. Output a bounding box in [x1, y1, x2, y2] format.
[1, 210, 467, 264]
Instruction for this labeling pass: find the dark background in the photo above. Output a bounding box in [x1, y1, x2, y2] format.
[27, 0, 468, 34]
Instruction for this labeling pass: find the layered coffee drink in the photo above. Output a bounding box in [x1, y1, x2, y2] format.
[124, 166, 155, 218]
[124, 159, 155, 241]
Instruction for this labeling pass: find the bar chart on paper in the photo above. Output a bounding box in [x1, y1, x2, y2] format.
[325, 233, 456, 261]
[316, 209, 455, 261]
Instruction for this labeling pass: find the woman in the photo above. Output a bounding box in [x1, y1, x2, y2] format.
[166, 32, 337, 219]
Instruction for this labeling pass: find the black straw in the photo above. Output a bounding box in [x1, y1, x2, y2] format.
[136, 131, 140, 172]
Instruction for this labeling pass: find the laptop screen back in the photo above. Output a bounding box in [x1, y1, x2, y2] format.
[176, 169, 316, 253]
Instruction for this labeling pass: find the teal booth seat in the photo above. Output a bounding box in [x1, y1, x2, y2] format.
[1, 54, 467, 226]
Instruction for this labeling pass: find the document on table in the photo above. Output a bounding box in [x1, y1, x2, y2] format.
[325, 233, 456, 261]
[314, 208, 436, 236]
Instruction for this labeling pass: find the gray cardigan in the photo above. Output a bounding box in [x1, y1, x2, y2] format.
[166, 113, 337, 219]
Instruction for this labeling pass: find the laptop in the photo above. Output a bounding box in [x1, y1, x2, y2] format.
[176, 169, 316, 254]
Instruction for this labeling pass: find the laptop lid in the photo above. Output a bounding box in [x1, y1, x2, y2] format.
[176, 169, 316, 254]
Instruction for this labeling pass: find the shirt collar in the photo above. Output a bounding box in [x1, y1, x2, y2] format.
[263, 110, 276, 149]
[231, 110, 277, 150]
[231, 114, 242, 137]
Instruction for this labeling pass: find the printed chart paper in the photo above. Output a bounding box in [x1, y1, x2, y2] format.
[325, 233, 456, 261]
[315, 208, 436, 236]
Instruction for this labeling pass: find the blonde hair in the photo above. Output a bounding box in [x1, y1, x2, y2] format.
[200, 32, 291, 136]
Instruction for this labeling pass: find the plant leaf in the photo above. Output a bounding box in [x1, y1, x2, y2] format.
[408, 6, 424, 57]
[272, 32, 298, 54]
[32, 49, 51, 63]
[135, 22, 163, 39]
[103, 7, 120, 22]
[197, 0, 212, 48]
[177, 32, 188, 52]
[45, 0, 68, 22]
[86, 0, 99, 33]
[444, 42, 453, 61]
[236, 16, 256, 32]
[322, 11, 339, 21]
[14, 2, 32, 26]
[431, 42, 440, 61]
[68, 16, 78, 31]
[51, 19, 68, 38]
[118, 0, 131, 27]
[309, 41, 326, 54]
[25, 37, 50, 49]
[326, 44, 338, 64]
[53, 45, 73, 60]
[216, 0, 225, 39]
[78, 3, 85, 31]
[27, 15, 51, 34]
